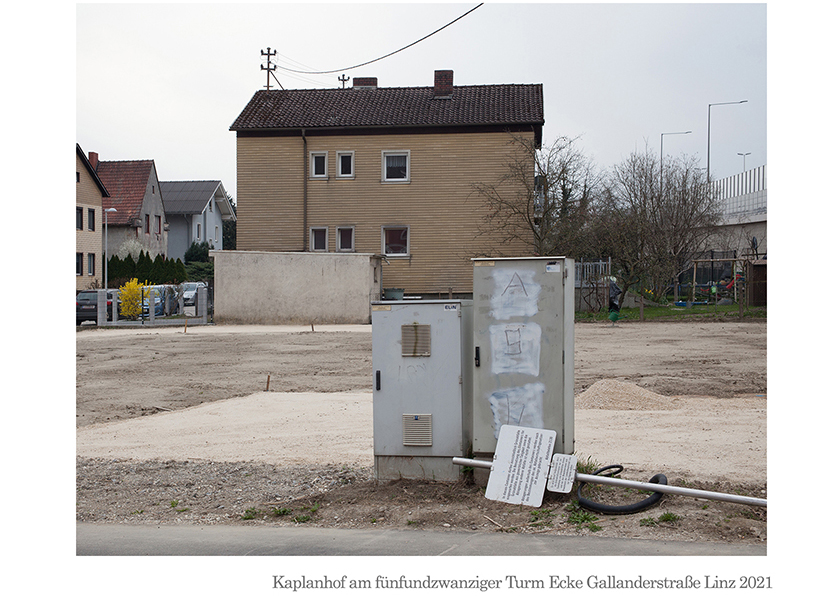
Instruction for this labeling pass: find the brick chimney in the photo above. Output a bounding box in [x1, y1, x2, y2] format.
[89, 151, 99, 170]
[434, 70, 454, 98]
[353, 77, 378, 89]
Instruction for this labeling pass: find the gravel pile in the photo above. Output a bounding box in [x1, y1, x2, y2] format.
[576, 379, 678, 411]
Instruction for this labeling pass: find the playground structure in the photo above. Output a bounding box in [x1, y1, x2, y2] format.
[678, 255, 766, 309]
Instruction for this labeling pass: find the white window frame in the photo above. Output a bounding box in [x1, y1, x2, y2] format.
[382, 150, 410, 183]
[381, 225, 410, 257]
[310, 151, 328, 179]
[336, 226, 355, 252]
[310, 227, 328, 252]
[336, 151, 354, 179]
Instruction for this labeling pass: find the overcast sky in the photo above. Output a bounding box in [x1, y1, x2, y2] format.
[77, 2, 768, 200]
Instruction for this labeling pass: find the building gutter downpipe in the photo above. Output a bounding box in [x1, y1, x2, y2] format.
[302, 129, 308, 251]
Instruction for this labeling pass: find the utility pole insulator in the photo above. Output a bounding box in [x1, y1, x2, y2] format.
[261, 47, 277, 90]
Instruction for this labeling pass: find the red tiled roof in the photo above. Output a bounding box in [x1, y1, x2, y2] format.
[229, 84, 544, 133]
[96, 160, 155, 225]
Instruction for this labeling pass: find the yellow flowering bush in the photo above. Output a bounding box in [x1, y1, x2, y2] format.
[119, 278, 147, 320]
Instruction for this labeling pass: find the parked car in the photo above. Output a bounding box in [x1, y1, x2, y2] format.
[142, 285, 180, 316]
[76, 290, 114, 324]
[182, 282, 206, 306]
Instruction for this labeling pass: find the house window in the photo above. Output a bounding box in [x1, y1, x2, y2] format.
[155, 215, 162, 234]
[87, 253, 95, 276]
[76, 207, 84, 230]
[310, 227, 328, 251]
[76, 172, 80, 183]
[87, 209, 95, 231]
[337, 227, 354, 252]
[196, 223, 201, 240]
[337, 152, 354, 178]
[215, 226, 219, 242]
[382, 226, 409, 256]
[310, 152, 328, 178]
[382, 151, 410, 182]
[145, 214, 150, 234]
[76, 253, 83, 276]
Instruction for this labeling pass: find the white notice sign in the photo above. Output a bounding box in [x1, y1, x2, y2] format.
[547, 454, 578, 493]
[485, 425, 556, 507]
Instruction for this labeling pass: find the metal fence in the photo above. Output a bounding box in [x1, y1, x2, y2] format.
[711, 165, 767, 220]
[575, 259, 612, 312]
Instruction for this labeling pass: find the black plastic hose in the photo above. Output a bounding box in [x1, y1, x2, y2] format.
[576, 465, 668, 515]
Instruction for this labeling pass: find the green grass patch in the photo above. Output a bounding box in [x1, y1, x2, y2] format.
[576, 304, 766, 322]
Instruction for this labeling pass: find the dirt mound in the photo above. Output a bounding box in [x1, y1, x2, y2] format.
[576, 379, 677, 411]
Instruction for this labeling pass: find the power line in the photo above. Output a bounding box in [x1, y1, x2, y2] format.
[278, 3, 484, 76]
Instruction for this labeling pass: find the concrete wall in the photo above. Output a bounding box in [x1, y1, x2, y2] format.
[211, 250, 382, 324]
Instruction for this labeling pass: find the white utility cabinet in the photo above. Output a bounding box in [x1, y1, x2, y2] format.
[371, 300, 473, 481]
[471, 257, 575, 459]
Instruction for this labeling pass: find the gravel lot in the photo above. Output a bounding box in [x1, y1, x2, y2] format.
[76, 319, 767, 544]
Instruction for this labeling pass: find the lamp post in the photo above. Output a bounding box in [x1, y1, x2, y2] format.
[660, 131, 692, 190]
[707, 100, 747, 182]
[104, 207, 117, 291]
[737, 152, 751, 173]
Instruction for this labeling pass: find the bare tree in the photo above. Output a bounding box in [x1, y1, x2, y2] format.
[597, 148, 721, 315]
[472, 134, 600, 258]
[650, 154, 722, 300]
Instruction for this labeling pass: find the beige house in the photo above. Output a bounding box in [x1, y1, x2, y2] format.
[229, 70, 544, 296]
[76, 144, 109, 291]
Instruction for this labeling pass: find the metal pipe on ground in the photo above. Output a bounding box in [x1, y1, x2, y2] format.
[451, 457, 767, 508]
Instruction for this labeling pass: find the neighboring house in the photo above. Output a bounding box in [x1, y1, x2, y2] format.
[159, 180, 236, 261]
[229, 70, 544, 296]
[76, 144, 110, 291]
[91, 153, 168, 259]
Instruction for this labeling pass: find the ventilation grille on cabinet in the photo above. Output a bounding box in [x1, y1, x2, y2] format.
[401, 324, 431, 357]
[402, 414, 433, 446]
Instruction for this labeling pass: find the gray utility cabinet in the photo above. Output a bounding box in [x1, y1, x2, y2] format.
[471, 257, 575, 458]
[371, 300, 473, 481]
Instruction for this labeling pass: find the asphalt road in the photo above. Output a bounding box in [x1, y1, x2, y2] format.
[76, 523, 766, 556]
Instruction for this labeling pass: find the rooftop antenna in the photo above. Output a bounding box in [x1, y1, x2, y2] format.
[338, 74, 350, 88]
[261, 47, 277, 90]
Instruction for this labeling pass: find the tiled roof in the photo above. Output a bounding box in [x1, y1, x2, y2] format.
[96, 160, 155, 225]
[229, 84, 544, 132]
[160, 180, 222, 216]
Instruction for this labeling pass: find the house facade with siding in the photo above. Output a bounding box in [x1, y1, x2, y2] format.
[229, 70, 544, 296]
[76, 144, 110, 291]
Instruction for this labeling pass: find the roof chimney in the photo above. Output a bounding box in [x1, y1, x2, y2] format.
[352, 77, 378, 89]
[89, 151, 99, 170]
[434, 70, 454, 98]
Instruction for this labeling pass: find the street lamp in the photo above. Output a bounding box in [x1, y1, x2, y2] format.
[707, 100, 747, 182]
[737, 152, 751, 173]
[104, 207, 117, 291]
[660, 131, 692, 190]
